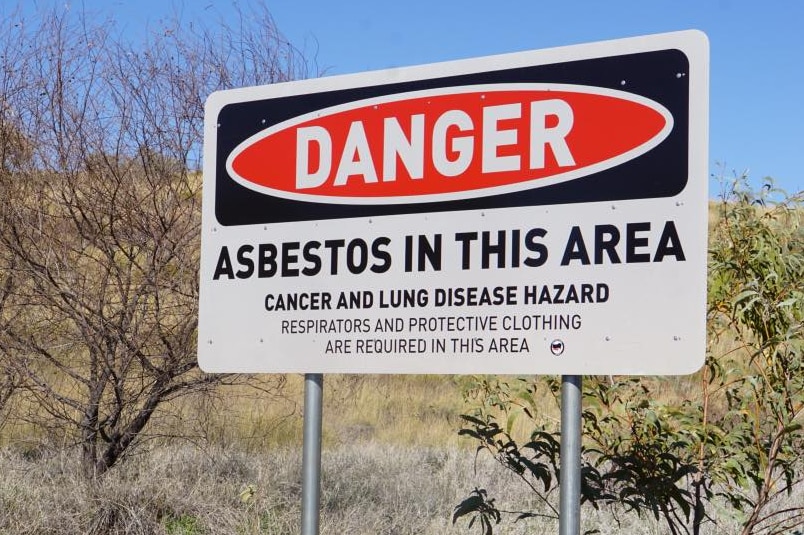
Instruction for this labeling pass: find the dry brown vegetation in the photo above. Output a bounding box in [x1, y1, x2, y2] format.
[0, 2, 306, 478]
[0, 441, 757, 535]
[0, 3, 802, 535]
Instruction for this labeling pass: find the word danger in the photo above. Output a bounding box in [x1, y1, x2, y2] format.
[295, 99, 574, 188]
[227, 85, 669, 202]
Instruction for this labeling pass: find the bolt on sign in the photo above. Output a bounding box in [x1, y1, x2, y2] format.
[198, 30, 709, 375]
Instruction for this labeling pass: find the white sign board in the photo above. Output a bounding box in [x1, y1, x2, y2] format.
[198, 30, 709, 375]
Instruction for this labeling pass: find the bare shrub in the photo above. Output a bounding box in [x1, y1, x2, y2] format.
[0, 4, 307, 477]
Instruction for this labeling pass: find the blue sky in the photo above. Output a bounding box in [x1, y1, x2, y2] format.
[13, 0, 804, 196]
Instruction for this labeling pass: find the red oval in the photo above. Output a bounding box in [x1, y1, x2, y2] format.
[228, 86, 670, 202]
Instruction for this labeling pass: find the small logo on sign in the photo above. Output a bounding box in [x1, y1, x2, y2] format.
[550, 339, 565, 356]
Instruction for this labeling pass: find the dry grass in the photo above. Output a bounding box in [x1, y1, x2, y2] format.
[321, 374, 468, 446]
[138, 374, 469, 452]
[0, 443, 503, 534]
[0, 441, 767, 535]
[4, 367, 794, 535]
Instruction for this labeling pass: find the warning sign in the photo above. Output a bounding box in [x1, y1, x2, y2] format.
[198, 30, 709, 375]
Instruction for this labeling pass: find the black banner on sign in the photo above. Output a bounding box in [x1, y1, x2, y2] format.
[214, 49, 689, 226]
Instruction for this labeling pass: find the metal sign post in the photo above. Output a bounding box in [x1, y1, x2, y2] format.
[199, 29, 708, 535]
[559, 375, 582, 535]
[301, 373, 323, 535]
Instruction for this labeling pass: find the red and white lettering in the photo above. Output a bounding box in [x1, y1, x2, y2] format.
[228, 84, 672, 203]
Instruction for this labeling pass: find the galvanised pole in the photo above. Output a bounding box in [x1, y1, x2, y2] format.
[301, 373, 324, 535]
[559, 375, 582, 535]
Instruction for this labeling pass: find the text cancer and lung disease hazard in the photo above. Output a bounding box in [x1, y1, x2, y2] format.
[199, 31, 709, 374]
